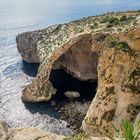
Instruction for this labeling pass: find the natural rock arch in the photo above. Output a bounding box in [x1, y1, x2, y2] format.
[21, 33, 99, 102]
[21, 32, 140, 137]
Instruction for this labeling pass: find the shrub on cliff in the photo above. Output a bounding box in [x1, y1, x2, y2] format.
[106, 120, 140, 140]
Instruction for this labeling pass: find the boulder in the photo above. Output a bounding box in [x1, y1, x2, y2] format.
[64, 91, 80, 99]
[8, 128, 65, 140]
[0, 120, 65, 140]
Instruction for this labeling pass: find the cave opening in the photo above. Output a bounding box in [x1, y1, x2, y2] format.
[49, 69, 98, 102]
[47, 35, 99, 132]
[49, 68, 98, 132]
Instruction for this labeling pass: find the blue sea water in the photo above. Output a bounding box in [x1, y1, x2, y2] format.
[0, 0, 139, 135]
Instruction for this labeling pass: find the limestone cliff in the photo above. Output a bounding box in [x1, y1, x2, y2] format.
[16, 11, 140, 137]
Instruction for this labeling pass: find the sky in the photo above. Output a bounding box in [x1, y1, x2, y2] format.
[0, 0, 139, 32]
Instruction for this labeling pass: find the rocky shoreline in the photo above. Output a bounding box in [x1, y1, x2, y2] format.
[0, 119, 110, 140]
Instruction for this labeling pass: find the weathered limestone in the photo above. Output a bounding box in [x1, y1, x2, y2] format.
[21, 33, 98, 102]
[0, 120, 8, 140]
[8, 128, 65, 140]
[16, 25, 61, 63]
[16, 11, 140, 137]
[0, 120, 65, 140]
[0, 120, 139, 140]
[82, 38, 140, 136]
[16, 30, 42, 63]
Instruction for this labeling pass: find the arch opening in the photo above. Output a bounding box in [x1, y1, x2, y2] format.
[47, 36, 99, 132]
[49, 69, 98, 102]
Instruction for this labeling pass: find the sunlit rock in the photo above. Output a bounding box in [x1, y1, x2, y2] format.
[64, 91, 80, 99]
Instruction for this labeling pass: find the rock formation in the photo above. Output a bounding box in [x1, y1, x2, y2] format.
[64, 91, 80, 98]
[82, 32, 140, 136]
[17, 11, 140, 137]
[0, 120, 65, 140]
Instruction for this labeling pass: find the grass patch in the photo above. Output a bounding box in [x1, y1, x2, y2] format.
[90, 22, 98, 29]
[106, 119, 140, 140]
[64, 133, 90, 140]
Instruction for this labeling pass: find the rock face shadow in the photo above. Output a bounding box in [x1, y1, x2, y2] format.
[22, 60, 40, 77]
[23, 101, 59, 118]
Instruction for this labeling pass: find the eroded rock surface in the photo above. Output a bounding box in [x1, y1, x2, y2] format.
[16, 25, 61, 63]
[0, 120, 8, 140]
[17, 11, 140, 137]
[21, 33, 98, 102]
[82, 36, 140, 136]
[0, 120, 65, 140]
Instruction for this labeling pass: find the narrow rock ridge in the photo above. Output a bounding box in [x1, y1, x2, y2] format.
[16, 11, 140, 136]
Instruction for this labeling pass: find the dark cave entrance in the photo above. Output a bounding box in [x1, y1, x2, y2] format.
[49, 69, 98, 102]
[49, 68, 98, 131]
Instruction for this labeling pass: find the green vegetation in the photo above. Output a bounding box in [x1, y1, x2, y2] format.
[127, 67, 140, 94]
[84, 117, 97, 125]
[117, 28, 122, 32]
[95, 34, 106, 42]
[116, 42, 129, 50]
[105, 36, 135, 55]
[90, 22, 98, 29]
[106, 120, 140, 140]
[64, 133, 90, 140]
[108, 17, 119, 24]
[100, 16, 109, 23]
[100, 16, 119, 24]
[78, 26, 84, 33]
[120, 15, 127, 21]
[129, 68, 140, 79]
[119, 15, 135, 25]
[100, 16, 119, 28]
[105, 86, 115, 94]
[100, 14, 136, 29]
[105, 36, 117, 48]
[116, 41, 135, 55]
[127, 84, 140, 94]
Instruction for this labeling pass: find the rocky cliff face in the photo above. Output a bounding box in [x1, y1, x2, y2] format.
[82, 33, 140, 136]
[17, 11, 140, 137]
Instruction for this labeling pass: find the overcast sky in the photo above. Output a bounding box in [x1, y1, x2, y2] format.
[0, 0, 139, 29]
